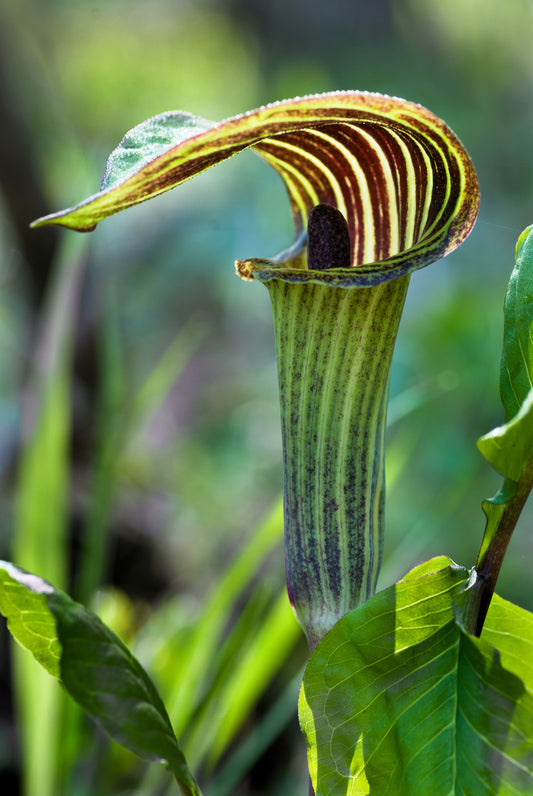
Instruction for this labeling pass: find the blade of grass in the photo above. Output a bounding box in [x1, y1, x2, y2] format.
[207, 670, 303, 796]
[12, 234, 88, 796]
[194, 590, 301, 769]
[75, 282, 124, 604]
[135, 497, 285, 795]
[180, 586, 276, 767]
[165, 498, 285, 739]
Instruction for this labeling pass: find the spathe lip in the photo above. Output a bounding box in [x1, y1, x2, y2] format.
[236, 221, 472, 287]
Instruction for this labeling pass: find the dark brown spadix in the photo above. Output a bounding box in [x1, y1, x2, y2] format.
[307, 204, 351, 271]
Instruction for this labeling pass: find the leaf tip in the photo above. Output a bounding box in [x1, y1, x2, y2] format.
[516, 224, 533, 259]
[30, 206, 98, 233]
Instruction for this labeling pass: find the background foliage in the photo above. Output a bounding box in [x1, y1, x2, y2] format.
[1, 0, 532, 793]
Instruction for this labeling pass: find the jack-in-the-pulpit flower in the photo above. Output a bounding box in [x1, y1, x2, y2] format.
[33, 92, 480, 649]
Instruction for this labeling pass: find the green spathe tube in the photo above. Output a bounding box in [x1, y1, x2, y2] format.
[238, 208, 409, 649]
[275, 278, 409, 649]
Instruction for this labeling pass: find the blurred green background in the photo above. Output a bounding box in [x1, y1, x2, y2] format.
[1, 0, 532, 794]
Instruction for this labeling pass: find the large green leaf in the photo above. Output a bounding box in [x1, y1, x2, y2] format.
[0, 561, 202, 796]
[31, 92, 479, 288]
[299, 558, 533, 795]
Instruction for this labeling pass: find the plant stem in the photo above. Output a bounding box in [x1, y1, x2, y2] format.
[467, 452, 533, 636]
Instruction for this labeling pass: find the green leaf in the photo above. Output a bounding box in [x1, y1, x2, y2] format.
[500, 225, 533, 420]
[477, 388, 533, 482]
[299, 558, 533, 795]
[482, 593, 533, 685]
[0, 561, 202, 796]
[0, 566, 61, 677]
[31, 92, 479, 289]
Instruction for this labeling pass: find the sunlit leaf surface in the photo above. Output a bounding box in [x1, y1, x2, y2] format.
[299, 558, 533, 795]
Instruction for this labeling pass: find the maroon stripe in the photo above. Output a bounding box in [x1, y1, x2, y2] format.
[258, 123, 448, 264]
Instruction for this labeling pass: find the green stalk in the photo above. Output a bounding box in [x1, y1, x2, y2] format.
[266, 275, 409, 649]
